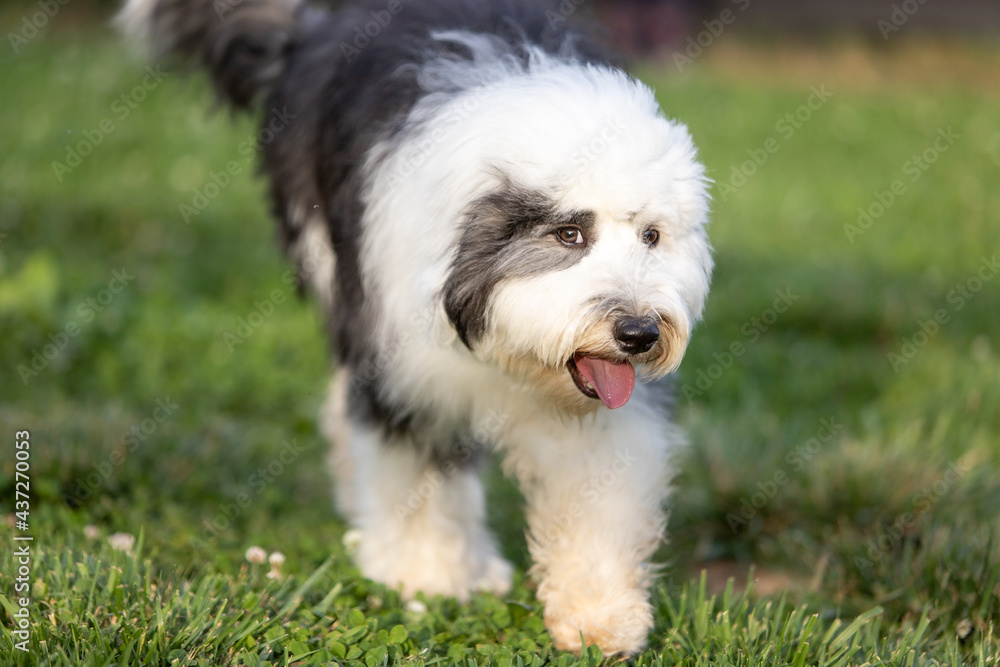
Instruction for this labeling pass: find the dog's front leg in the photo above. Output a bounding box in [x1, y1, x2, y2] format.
[504, 399, 680, 656]
[321, 373, 512, 600]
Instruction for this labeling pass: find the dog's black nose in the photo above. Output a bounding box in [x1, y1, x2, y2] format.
[613, 316, 660, 355]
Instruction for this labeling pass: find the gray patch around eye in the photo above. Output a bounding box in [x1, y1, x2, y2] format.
[443, 180, 594, 347]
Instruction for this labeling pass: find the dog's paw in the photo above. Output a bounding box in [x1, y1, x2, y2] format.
[542, 586, 652, 656]
[357, 528, 512, 601]
[473, 552, 514, 596]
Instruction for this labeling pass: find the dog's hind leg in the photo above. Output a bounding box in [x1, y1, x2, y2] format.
[321, 372, 512, 599]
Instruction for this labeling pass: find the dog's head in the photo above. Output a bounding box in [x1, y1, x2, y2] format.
[433, 64, 713, 413]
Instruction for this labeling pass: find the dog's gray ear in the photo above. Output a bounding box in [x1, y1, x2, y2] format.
[115, 0, 312, 110]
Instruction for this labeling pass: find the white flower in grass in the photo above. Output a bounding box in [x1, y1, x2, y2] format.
[84, 525, 100, 540]
[107, 532, 135, 554]
[267, 551, 286, 579]
[406, 599, 428, 614]
[342, 529, 362, 555]
[245, 546, 267, 564]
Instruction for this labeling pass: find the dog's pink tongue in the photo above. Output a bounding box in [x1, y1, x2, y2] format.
[575, 356, 635, 409]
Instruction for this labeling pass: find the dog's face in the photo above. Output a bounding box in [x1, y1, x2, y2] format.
[436, 65, 713, 414]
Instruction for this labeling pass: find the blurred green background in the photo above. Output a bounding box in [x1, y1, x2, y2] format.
[1, 1, 999, 664]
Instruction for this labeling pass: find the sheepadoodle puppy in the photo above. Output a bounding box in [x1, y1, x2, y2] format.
[117, 0, 712, 655]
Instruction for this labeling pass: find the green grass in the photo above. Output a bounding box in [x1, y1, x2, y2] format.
[1, 21, 999, 666]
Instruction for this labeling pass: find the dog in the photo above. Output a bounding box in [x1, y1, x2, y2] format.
[117, 0, 712, 655]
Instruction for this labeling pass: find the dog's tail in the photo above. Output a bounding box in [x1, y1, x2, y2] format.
[115, 0, 312, 110]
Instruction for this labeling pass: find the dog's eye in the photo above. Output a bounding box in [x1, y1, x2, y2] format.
[642, 229, 660, 247]
[556, 227, 585, 246]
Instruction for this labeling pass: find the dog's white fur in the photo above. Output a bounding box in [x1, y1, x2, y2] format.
[313, 35, 711, 654]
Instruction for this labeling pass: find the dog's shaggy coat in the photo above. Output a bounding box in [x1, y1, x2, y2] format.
[118, 0, 712, 654]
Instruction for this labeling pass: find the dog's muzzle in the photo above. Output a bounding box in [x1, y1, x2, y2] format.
[567, 354, 634, 409]
[567, 315, 663, 410]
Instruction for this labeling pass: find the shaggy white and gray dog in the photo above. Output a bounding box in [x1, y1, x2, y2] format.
[118, 0, 712, 654]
